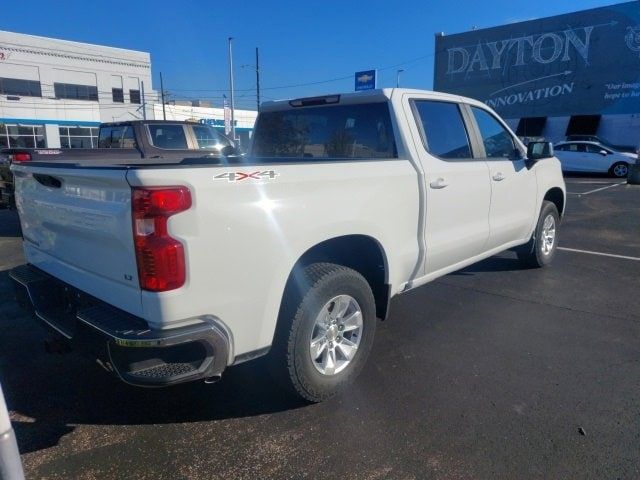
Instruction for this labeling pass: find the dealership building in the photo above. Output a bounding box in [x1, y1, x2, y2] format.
[0, 30, 258, 150]
[434, 1, 640, 146]
[0, 30, 156, 149]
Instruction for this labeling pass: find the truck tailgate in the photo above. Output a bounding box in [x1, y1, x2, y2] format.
[12, 164, 143, 316]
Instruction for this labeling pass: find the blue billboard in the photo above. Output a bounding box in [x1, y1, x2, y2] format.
[433, 1, 640, 118]
[355, 70, 377, 91]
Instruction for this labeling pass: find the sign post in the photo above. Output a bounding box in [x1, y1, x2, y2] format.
[223, 95, 231, 136]
[355, 70, 377, 91]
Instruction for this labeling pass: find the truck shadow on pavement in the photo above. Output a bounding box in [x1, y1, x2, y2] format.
[0, 208, 22, 237]
[4, 350, 307, 454]
[451, 255, 529, 275]
[0, 265, 306, 453]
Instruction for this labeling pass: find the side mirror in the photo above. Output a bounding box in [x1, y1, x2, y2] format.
[527, 141, 554, 161]
[599, 150, 608, 156]
[221, 145, 240, 157]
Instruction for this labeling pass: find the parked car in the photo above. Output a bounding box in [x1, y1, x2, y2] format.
[9, 89, 565, 402]
[565, 135, 636, 154]
[554, 141, 635, 177]
[0, 120, 235, 208]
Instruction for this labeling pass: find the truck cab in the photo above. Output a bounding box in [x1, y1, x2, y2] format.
[10, 89, 565, 401]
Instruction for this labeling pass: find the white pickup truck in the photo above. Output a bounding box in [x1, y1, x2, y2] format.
[10, 89, 565, 402]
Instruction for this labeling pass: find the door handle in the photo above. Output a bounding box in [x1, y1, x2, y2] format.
[429, 178, 449, 189]
[492, 172, 505, 181]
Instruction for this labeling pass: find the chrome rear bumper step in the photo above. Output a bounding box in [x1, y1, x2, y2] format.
[10, 264, 229, 387]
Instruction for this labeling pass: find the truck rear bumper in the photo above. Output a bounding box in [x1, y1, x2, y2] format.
[10, 264, 229, 387]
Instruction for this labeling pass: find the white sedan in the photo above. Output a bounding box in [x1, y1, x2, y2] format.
[554, 141, 636, 178]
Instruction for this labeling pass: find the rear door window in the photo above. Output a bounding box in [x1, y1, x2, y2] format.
[148, 125, 188, 150]
[566, 143, 586, 152]
[191, 125, 232, 151]
[413, 100, 472, 159]
[98, 126, 136, 148]
[251, 102, 397, 159]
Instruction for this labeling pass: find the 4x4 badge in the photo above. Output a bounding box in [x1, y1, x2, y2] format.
[214, 170, 279, 182]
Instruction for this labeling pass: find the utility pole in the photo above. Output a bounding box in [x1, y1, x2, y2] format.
[396, 69, 404, 88]
[255, 47, 261, 111]
[228, 37, 236, 143]
[141, 80, 147, 120]
[160, 72, 166, 120]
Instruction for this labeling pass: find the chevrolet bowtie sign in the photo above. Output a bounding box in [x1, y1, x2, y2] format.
[355, 70, 376, 91]
[434, 1, 640, 118]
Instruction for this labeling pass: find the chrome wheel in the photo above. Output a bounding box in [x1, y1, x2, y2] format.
[613, 163, 628, 177]
[309, 295, 363, 376]
[540, 214, 556, 256]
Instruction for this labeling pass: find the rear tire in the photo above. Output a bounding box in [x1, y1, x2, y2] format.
[610, 162, 629, 178]
[517, 201, 559, 268]
[270, 263, 377, 403]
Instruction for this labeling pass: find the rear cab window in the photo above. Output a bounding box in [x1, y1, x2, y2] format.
[251, 102, 397, 159]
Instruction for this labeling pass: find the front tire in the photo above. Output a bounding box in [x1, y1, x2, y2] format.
[270, 263, 377, 402]
[517, 201, 560, 268]
[610, 162, 629, 178]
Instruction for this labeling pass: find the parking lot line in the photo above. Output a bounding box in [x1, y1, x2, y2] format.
[567, 182, 623, 195]
[564, 180, 619, 184]
[580, 183, 624, 195]
[558, 246, 640, 262]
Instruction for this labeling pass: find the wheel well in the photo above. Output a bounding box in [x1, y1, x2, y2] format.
[284, 235, 390, 320]
[544, 187, 565, 217]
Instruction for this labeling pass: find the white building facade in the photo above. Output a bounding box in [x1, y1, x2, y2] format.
[0, 30, 154, 149]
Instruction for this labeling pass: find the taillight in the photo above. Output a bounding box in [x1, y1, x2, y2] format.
[10, 152, 31, 162]
[131, 186, 192, 292]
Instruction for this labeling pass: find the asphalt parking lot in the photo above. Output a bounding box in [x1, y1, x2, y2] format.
[1, 175, 639, 479]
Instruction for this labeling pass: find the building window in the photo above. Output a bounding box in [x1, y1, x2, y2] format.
[59, 126, 99, 148]
[0, 78, 42, 97]
[129, 89, 141, 104]
[112, 88, 124, 103]
[0, 124, 45, 148]
[516, 117, 547, 137]
[566, 115, 601, 136]
[54, 82, 99, 101]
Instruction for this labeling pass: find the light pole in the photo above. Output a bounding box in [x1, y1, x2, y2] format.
[255, 47, 260, 111]
[396, 69, 404, 88]
[228, 37, 236, 143]
[241, 47, 261, 112]
[160, 72, 166, 120]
